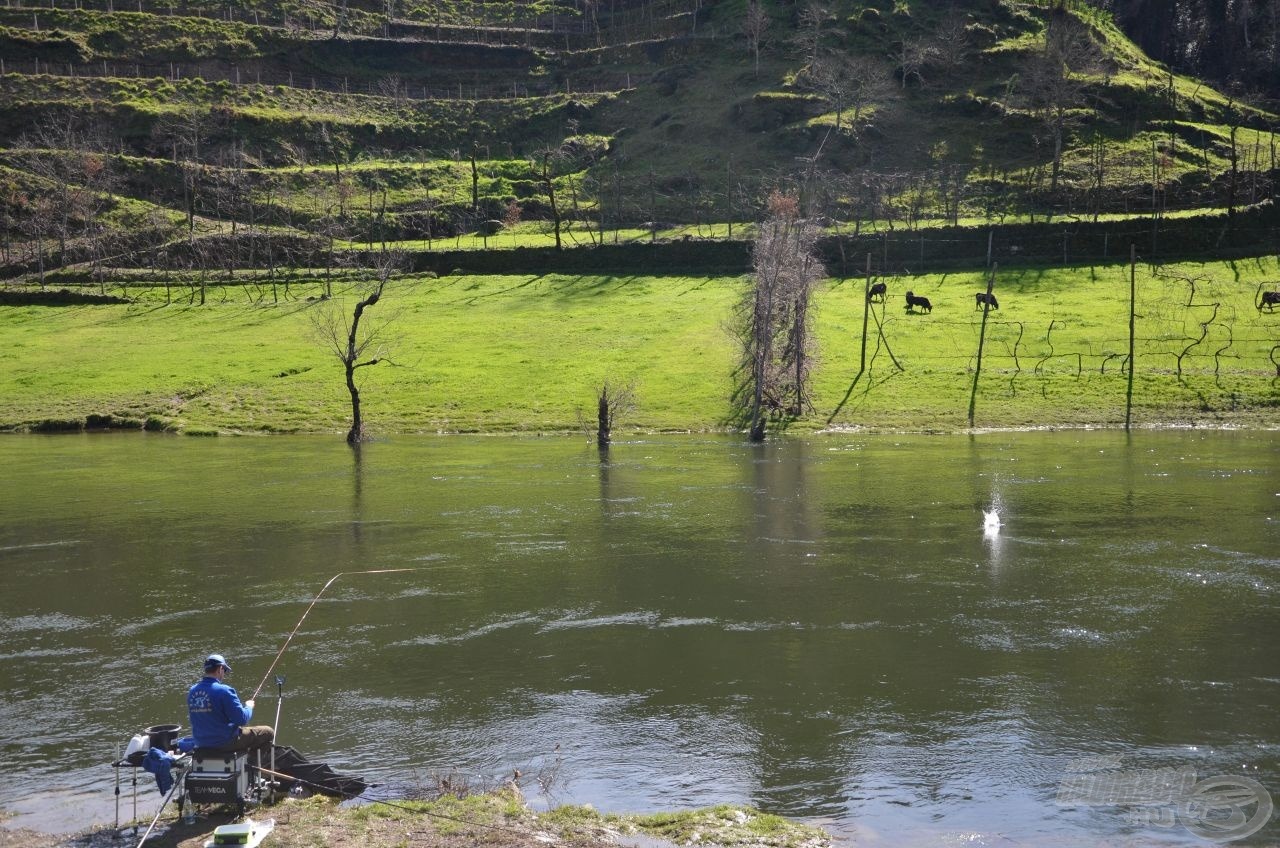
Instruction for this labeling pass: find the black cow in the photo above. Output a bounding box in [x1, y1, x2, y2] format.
[867, 282, 887, 303]
[974, 292, 1000, 310]
[1260, 290, 1280, 311]
[905, 291, 932, 313]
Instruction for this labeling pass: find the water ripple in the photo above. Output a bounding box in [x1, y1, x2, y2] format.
[0, 612, 94, 634]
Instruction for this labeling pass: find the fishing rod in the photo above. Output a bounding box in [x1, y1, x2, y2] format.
[272, 675, 286, 738]
[252, 568, 422, 700]
[132, 764, 185, 848]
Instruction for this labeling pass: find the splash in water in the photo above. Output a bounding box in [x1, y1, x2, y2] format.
[983, 509, 1002, 534]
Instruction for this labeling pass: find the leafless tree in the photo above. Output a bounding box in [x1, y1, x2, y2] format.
[1, 177, 24, 269]
[152, 108, 225, 241]
[595, 379, 637, 447]
[535, 146, 566, 249]
[311, 252, 404, 444]
[16, 194, 54, 287]
[377, 74, 408, 106]
[581, 0, 601, 44]
[792, 0, 831, 69]
[16, 116, 115, 275]
[737, 190, 825, 441]
[743, 0, 770, 76]
[142, 206, 176, 302]
[893, 37, 934, 88]
[931, 8, 972, 72]
[803, 52, 892, 132]
[1018, 13, 1102, 194]
[561, 138, 608, 245]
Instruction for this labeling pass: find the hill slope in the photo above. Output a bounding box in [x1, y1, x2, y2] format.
[1, 0, 1278, 273]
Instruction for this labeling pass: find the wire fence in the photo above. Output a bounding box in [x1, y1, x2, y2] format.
[2, 0, 705, 46]
[6, 235, 1275, 407]
[0, 58, 639, 100]
[817, 219, 1280, 277]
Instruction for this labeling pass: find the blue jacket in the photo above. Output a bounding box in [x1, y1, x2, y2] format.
[187, 676, 253, 749]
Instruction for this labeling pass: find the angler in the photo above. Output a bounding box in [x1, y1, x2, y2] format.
[188, 653, 275, 757]
[111, 571, 412, 839]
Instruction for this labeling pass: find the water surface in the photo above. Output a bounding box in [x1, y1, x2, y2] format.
[0, 432, 1276, 844]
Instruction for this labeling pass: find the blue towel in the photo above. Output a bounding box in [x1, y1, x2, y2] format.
[142, 747, 177, 795]
[177, 736, 196, 754]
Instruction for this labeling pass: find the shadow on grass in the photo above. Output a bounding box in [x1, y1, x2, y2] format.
[453, 274, 546, 305]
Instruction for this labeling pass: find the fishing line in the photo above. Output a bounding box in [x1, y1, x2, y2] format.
[253, 767, 531, 835]
[252, 568, 423, 700]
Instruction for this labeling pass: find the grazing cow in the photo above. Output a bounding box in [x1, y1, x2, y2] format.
[974, 292, 1000, 310]
[1260, 290, 1280, 311]
[904, 290, 932, 313]
[867, 282, 887, 303]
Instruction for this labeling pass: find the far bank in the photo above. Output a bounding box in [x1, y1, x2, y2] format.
[1, 260, 1276, 436]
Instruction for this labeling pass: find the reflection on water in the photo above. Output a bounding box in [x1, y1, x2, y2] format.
[0, 431, 1277, 845]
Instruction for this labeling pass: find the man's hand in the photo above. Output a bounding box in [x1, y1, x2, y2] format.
[246, 699, 255, 710]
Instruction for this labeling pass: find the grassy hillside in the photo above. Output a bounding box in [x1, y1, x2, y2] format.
[3, 0, 1280, 277]
[1, 0, 1277, 438]
[2, 258, 1275, 435]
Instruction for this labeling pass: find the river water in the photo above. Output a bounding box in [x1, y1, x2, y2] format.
[0, 432, 1276, 844]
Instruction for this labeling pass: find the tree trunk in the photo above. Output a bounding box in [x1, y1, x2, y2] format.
[596, 390, 610, 447]
[345, 359, 362, 444]
[470, 146, 479, 214]
[542, 154, 562, 250]
[345, 289, 381, 444]
[1050, 125, 1063, 194]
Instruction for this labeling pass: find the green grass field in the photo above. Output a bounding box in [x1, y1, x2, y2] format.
[2, 258, 1277, 436]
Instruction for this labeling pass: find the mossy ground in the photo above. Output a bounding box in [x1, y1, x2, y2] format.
[10, 788, 833, 848]
[1, 258, 1276, 437]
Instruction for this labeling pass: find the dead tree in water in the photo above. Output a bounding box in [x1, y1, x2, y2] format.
[736, 191, 825, 441]
[596, 380, 637, 448]
[312, 253, 402, 444]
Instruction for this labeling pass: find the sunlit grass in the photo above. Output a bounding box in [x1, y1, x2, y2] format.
[2, 257, 1276, 436]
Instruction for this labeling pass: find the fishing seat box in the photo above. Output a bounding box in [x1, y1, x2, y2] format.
[186, 750, 250, 804]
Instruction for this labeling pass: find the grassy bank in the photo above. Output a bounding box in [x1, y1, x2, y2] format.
[8, 789, 834, 848]
[1, 258, 1277, 436]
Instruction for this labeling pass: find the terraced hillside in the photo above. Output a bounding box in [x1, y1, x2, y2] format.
[1, 0, 1279, 280]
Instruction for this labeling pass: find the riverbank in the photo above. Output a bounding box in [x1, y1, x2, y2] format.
[5, 790, 833, 848]
[2, 260, 1277, 436]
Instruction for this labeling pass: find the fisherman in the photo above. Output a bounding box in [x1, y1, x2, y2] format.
[187, 653, 275, 754]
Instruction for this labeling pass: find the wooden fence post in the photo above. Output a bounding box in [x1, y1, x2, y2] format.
[968, 263, 997, 427]
[1125, 244, 1136, 430]
[860, 252, 871, 375]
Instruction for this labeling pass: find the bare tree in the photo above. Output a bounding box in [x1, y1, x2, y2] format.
[893, 37, 934, 88]
[582, 0, 601, 44]
[311, 253, 403, 444]
[536, 146, 565, 249]
[143, 206, 177, 303]
[16, 116, 115, 274]
[1018, 13, 1102, 194]
[1, 177, 25, 269]
[804, 52, 892, 132]
[792, 0, 831, 68]
[377, 74, 408, 106]
[743, 0, 770, 76]
[737, 190, 825, 441]
[152, 108, 224, 242]
[595, 380, 637, 447]
[931, 8, 972, 72]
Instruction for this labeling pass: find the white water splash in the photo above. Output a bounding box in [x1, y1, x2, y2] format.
[983, 509, 1002, 535]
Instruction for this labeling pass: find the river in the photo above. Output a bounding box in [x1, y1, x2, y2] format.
[0, 431, 1276, 844]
